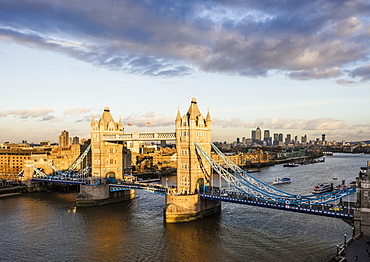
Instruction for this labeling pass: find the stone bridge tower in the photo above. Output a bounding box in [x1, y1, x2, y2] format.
[175, 97, 212, 194]
[354, 161, 370, 236]
[165, 98, 220, 223]
[90, 107, 124, 182]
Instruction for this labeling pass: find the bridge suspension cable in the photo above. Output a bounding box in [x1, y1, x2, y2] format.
[195, 142, 355, 206]
[32, 144, 91, 180]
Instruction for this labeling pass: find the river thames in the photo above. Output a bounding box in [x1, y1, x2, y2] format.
[0, 153, 368, 262]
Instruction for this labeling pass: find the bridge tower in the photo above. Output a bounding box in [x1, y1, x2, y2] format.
[77, 106, 134, 206]
[175, 97, 212, 194]
[165, 98, 220, 223]
[90, 106, 124, 182]
[354, 161, 370, 236]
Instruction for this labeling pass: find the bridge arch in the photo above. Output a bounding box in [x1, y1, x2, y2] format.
[106, 172, 116, 183]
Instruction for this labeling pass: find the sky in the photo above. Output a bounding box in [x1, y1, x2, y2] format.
[1, 0, 370, 144]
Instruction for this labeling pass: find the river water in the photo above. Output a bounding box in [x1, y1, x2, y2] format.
[0, 153, 368, 262]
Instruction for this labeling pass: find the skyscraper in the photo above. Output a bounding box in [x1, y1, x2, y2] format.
[273, 133, 279, 145]
[285, 134, 291, 145]
[72, 136, 80, 145]
[251, 130, 256, 141]
[278, 133, 283, 143]
[58, 130, 70, 147]
[264, 130, 270, 140]
[264, 130, 271, 146]
[256, 127, 261, 141]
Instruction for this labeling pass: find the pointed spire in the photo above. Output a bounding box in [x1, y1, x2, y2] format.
[206, 108, 211, 123]
[118, 116, 123, 131]
[176, 107, 181, 122]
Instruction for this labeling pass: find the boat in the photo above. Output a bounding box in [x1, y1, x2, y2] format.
[283, 163, 299, 167]
[323, 152, 333, 156]
[272, 177, 291, 185]
[247, 169, 261, 173]
[312, 183, 332, 194]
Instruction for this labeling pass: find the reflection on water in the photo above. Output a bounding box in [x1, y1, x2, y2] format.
[0, 153, 367, 261]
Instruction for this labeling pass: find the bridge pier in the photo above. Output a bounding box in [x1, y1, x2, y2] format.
[164, 194, 221, 223]
[76, 184, 134, 206]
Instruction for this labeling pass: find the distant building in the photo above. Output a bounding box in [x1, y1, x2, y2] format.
[278, 133, 283, 143]
[285, 134, 291, 145]
[72, 136, 80, 145]
[256, 127, 261, 141]
[264, 130, 271, 146]
[40, 141, 50, 146]
[273, 133, 279, 145]
[251, 130, 256, 141]
[58, 130, 70, 147]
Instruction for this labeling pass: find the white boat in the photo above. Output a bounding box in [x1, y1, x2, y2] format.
[283, 163, 298, 167]
[272, 177, 291, 185]
[312, 183, 332, 194]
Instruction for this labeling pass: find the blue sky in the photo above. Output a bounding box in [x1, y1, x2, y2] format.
[1, 0, 370, 144]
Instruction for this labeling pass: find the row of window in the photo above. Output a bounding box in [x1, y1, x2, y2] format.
[178, 131, 207, 137]
[0, 156, 28, 159]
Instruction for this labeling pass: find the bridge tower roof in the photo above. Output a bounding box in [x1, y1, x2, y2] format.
[187, 97, 201, 120]
[100, 106, 114, 124]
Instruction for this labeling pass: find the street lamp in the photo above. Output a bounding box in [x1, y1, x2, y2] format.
[336, 245, 339, 256]
[344, 233, 347, 244]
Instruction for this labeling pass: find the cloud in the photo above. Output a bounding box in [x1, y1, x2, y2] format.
[1, 1, 370, 80]
[352, 123, 370, 128]
[350, 64, 370, 82]
[1, 107, 55, 120]
[123, 111, 174, 127]
[214, 116, 347, 130]
[332, 16, 362, 37]
[313, 129, 370, 142]
[289, 67, 341, 80]
[75, 113, 101, 123]
[336, 79, 357, 85]
[303, 118, 347, 130]
[213, 118, 263, 128]
[64, 108, 91, 116]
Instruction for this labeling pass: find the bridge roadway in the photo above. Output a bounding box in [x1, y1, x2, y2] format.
[31, 178, 354, 220]
[199, 191, 354, 220]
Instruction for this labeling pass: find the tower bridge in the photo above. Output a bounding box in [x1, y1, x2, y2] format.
[22, 98, 370, 236]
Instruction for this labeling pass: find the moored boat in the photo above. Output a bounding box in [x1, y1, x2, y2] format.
[273, 177, 291, 185]
[312, 183, 332, 194]
[283, 163, 298, 167]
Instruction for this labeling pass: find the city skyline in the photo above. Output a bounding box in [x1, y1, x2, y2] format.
[1, 1, 370, 143]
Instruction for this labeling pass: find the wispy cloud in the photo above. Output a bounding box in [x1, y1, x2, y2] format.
[64, 108, 91, 116]
[0, 107, 56, 121]
[336, 79, 357, 86]
[123, 111, 174, 127]
[1, 0, 370, 81]
[214, 116, 348, 130]
[75, 113, 101, 123]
